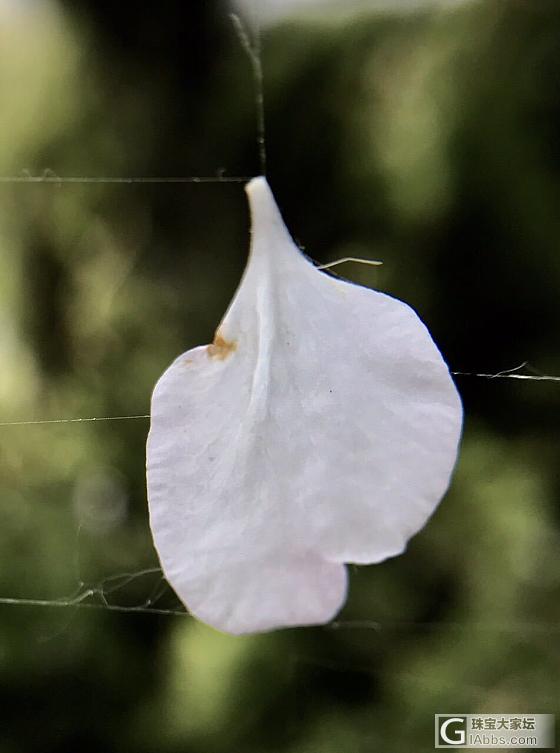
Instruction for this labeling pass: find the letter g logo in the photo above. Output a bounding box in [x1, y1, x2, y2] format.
[440, 717, 466, 746]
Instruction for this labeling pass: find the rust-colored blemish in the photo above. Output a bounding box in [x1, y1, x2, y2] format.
[207, 331, 237, 360]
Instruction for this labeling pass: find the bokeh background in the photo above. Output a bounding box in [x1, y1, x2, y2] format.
[0, 0, 559, 750]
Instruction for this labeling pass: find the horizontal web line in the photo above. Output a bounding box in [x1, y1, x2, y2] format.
[452, 369, 560, 382]
[0, 595, 558, 631]
[0, 415, 150, 427]
[0, 175, 252, 184]
[0, 367, 558, 427]
[0, 596, 188, 617]
[329, 619, 560, 633]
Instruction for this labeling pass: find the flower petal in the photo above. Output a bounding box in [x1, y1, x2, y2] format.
[146, 177, 462, 634]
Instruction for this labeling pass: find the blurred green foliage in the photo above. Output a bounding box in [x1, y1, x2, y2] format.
[0, 1, 558, 751]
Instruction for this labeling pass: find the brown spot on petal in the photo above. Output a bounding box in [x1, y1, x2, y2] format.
[207, 331, 237, 360]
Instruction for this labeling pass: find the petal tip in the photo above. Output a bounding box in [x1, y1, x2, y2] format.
[245, 174, 268, 194]
[245, 175, 275, 217]
[245, 176, 295, 254]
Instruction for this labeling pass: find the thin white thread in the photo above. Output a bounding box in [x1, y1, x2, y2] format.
[0, 415, 150, 427]
[2, 586, 559, 631]
[0, 174, 251, 184]
[451, 360, 560, 382]
[0, 568, 188, 617]
[453, 371, 560, 382]
[230, 13, 267, 175]
[1, 366, 559, 428]
[317, 257, 383, 270]
[329, 620, 560, 634]
[0, 596, 187, 617]
[1, 564, 558, 629]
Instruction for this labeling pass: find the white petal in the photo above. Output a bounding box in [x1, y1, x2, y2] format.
[146, 177, 463, 635]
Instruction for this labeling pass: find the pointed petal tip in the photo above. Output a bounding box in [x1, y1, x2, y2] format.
[245, 175, 273, 211]
[245, 174, 268, 191]
[245, 175, 291, 248]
